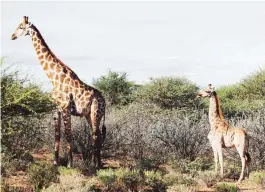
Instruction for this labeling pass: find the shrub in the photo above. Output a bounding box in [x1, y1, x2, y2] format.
[222, 160, 241, 180]
[134, 76, 200, 110]
[216, 182, 239, 192]
[144, 170, 166, 192]
[97, 169, 117, 190]
[27, 162, 59, 190]
[93, 70, 137, 106]
[154, 111, 209, 161]
[116, 168, 141, 192]
[167, 184, 194, 192]
[135, 158, 160, 171]
[247, 171, 265, 187]
[196, 171, 221, 187]
[163, 173, 195, 187]
[217, 69, 265, 116]
[58, 166, 80, 175]
[1, 153, 33, 176]
[177, 157, 214, 176]
[1, 60, 54, 160]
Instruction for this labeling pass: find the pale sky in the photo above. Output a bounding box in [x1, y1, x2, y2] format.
[2, 1, 265, 91]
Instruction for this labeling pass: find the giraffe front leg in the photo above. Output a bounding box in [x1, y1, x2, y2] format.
[217, 146, 224, 178]
[212, 147, 218, 174]
[53, 111, 61, 165]
[62, 109, 73, 168]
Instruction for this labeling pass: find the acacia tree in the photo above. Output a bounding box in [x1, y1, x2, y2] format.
[93, 70, 138, 106]
[1, 58, 55, 157]
[133, 77, 200, 110]
[217, 69, 265, 116]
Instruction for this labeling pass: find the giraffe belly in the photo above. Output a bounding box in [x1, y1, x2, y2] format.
[223, 138, 235, 148]
[72, 107, 89, 116]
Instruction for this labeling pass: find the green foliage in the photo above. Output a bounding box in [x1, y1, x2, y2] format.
[144, 170, 166, 192]
[176, 157, 214, 176]
[167, 184, 194, 192]
[97, 169, 117, 189]
[135, 158, 160, 171]
[217, 69, 265, 116]
[58, 166, 80, 176]
[1, 153, 33, 176]
[247, 171, 265, 187]
[1, 64, 54, 119]
[27, 162, 59, 190]
[97, 168, 141, 191]
[116, 168, 141, 191]
[196, 171, 221, 187]
[1, 59, 55, 157]
[223, 161, 241, 179]
[215, 182, 239, 192]
[240, 69, 265, 100]
[93, 70, 137, 106]
[134, 77, 200, 109]
[163, 173, 195, 186]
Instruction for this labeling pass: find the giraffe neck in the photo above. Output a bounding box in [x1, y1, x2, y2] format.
[29, 24, 78, 89]
[209, 94, 223, 128]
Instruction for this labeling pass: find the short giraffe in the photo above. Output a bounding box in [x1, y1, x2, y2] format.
[11, 16, 106, 168]
[197, 84, 251, 183]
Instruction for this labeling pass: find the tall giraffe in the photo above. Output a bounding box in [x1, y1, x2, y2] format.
[11, 16, 106, 168]
[197, 84, 250, 183]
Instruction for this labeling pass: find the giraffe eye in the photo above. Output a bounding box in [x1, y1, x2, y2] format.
[20, 25, 23, 29]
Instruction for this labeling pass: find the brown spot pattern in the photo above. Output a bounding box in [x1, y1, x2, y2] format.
[42, 48, 47, 53]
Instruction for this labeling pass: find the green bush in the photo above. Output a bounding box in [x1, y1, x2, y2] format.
[163, 173, 195, 187]
[144, 170, 166, 192]
[1, 59, 55, 158]
[223, 161, 241, 180]
[196, 171, 221, 187]
[247, 171, 265, 187]
[135, 158, 160, 171]
[116, 168, 141, 191]
[97, 168, 142, 191]
[167, 184, 194, 192]
[134, 76, 200, 110]
[181, 157, 214, 176]
[97, 169, 117, 190]
[216, 182, 239, 192]
[27, 162, 59, 190]
[217, 69, 265, 116]
[93, 70, 137, 106]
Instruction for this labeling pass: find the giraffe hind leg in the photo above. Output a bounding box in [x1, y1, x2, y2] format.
[85, 114, 102, 169]
[236, 146, 247, 183]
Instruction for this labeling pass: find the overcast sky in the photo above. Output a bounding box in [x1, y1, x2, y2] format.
[2, 1, 265, 91]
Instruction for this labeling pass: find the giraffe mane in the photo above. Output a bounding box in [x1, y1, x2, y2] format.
[216, 96, 224, 119]
[31, 24, 80, 80]
[215, 95, 229, 126]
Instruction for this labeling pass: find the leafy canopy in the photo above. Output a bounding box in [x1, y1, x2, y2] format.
[134, 76, 200, 110]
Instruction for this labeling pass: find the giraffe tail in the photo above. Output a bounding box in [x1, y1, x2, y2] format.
[246, 152, 251, 163]
[245, 133, 251, 163]
[101, 112, 106, 144]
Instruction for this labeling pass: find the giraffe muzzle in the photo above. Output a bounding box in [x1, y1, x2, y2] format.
[11, 34, 17, 40]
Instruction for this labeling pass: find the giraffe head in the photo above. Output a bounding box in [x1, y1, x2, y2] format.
[197, 84, 216, 98]
[11, 16, 32, 40]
